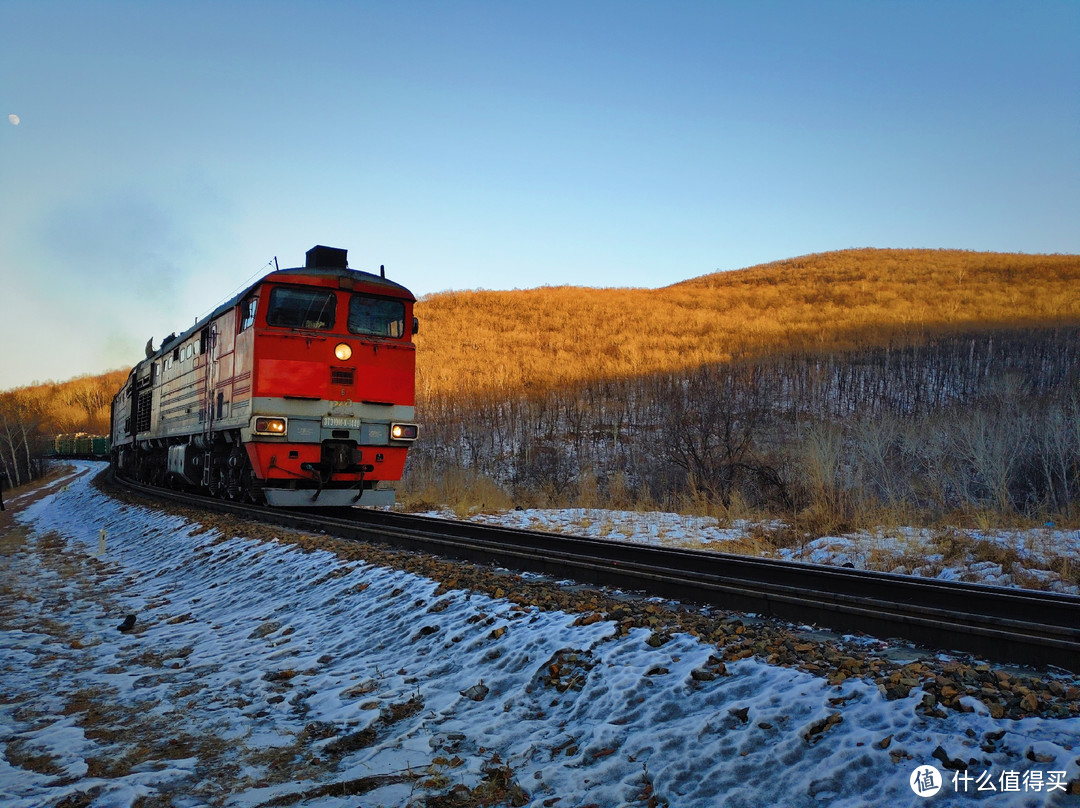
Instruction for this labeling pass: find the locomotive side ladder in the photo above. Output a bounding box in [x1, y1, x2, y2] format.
[200, 324, 219, 487]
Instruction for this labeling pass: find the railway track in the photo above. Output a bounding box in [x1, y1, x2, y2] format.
[111, 473, 1080, 672]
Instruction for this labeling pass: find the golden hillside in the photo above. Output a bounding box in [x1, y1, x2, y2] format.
[0, 370, 129, 436]
[6, 249, 1078, 422]
[413, 248, 1080, 401]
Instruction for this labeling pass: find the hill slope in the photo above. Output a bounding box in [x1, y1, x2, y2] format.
[6, 248, 1079, 423]
[413, 248, 1080, 401]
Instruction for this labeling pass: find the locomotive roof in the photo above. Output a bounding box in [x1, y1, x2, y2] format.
[137, 264, 415, 371]
[266, 264, 416, 301]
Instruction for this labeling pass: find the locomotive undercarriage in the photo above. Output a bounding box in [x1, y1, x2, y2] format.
[118, 433, 262, 504]
[204, 443, 260, 503]
[117, 433, 387, 506]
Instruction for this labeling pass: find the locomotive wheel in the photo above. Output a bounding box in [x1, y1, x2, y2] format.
[225, 448, 248, 501]
[215, 468, 230, 498]
[238, 465, 262, 504]
[206, 467, 222, 498]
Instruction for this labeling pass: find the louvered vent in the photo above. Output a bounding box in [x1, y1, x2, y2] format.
[331, 367, 355, 386]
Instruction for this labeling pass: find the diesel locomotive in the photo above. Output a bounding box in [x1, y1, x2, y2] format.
[110, 245, 419, 506]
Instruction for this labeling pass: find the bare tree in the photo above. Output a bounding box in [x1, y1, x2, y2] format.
[662, 364, 781, 508]
[0, 392, 45, 488]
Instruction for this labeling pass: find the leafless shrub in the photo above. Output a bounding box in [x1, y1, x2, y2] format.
[406, 327, 1080, 528]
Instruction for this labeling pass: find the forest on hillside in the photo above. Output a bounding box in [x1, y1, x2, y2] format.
[0, 371, 125, 488]
[403, 326, 1080, 531]
[3, 249, 1079, 529]
[412, 249, 1080, 402]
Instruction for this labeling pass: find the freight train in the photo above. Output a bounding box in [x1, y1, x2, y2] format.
[110, 246, 418, 506]
[46, 433, 110, 458]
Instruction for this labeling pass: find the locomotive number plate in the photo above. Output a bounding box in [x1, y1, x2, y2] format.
[323, 416, 363, 428]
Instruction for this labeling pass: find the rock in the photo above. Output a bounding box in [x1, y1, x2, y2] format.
[646, 631, 671, 648]
[263, 669, 298, 682]
[839, 656, 863, 672]
[932, 745, 967, 771]
[804, 713, 842, 743]
[573, 612, 604, 626]
[412, 624, 440, 640]
[702, 657, 729, 678]
[460, 682, 490, 702]
[117, 614, 136, 632]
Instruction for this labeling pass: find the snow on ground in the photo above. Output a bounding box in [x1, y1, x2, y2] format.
[426, 507, 1080, 594]
[1, 463, 1078, 807]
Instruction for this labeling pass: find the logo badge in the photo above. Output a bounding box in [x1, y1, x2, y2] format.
[910, 765, 943, 797]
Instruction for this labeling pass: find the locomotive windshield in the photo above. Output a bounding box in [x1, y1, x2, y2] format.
[348, 294, 406, 338]
[266, 287, 337, 330]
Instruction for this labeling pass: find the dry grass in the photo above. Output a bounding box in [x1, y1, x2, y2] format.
[3, 738, 66, 776]
[398, 466, 514, 516]
[9, 247, 1079, 437]
[414, 249, 1080, 402]
[7, 249, 1078, 432]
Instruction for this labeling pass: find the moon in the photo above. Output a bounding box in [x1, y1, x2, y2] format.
[8, 114, 19, 126]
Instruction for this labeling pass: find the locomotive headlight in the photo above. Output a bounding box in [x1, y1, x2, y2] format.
[391, 423, 419, 441]
[254, 417, 287, 435]
[334, 342, 353, 361]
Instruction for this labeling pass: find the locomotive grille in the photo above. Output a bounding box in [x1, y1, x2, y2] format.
[135, 391, 152, 432]
[330, 367, 355, 386]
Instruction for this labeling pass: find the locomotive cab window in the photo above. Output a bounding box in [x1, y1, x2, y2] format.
[266, 287, 337, 330]
[348, 295, 406, 338]
[240, 295, 258, 331]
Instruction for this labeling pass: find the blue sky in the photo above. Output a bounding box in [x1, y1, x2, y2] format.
[1, 0, 1078, 390]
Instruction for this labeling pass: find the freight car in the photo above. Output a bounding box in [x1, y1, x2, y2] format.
[46, 433, 110, 458]
[110, 246, 419, 506]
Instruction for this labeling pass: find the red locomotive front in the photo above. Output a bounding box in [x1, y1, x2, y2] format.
[110, 246, 419, 506]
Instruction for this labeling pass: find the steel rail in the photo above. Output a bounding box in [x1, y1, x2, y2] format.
[110, 474, 1080, 672]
